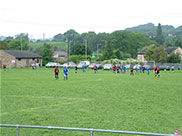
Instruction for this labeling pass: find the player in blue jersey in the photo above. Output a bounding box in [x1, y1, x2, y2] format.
[135, 66, 138, 74]
[63, 66, 68, 80]
[146, 66, 150, 75]
[120, 66, 123, 73]
[171, 65, 174, 73]
[123, 66, 126, 73]
[139, 65, 142, 73]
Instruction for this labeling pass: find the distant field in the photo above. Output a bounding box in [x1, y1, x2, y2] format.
[29, 41, 66, 49]
[0, 68, 182, 136]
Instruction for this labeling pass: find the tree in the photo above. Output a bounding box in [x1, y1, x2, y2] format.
[0, 41, 8, 49]
[52, 33, 64, 42]
[175, 40, 182, 48]
[102, 31, 155, 59]
[153, 46, 167, 63]
[155, 23, 165, 45]
[63, 29, 80, 42]
[144, 45, 156, 61]
[15, 33, 29, 41]
[8, 39, 29, 50]
[167, 53, 181, 63]
[39, 43, 54, 65]
[102, 36, 114, 59]
[70, 43, 91, 56]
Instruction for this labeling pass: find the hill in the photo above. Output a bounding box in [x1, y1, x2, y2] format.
[28, 41, 66, 50]
[124, 23, 180, 36]
[124, 23, 182, 45]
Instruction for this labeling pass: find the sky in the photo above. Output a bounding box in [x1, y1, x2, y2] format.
[0, 0, 182, 39]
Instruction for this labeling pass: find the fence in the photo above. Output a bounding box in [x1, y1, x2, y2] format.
[0, 124, 174, 136]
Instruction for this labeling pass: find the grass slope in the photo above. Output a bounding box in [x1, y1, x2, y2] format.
[28, 41, 66, 49]
[0, 68, 182, 136]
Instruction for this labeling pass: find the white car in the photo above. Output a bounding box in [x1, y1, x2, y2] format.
[45, 62, 61, 68]
[62, 62, 76, 68]
[103, 64, 112, 70]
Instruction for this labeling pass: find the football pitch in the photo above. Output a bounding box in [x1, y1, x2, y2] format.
[0, 68, 182, 136]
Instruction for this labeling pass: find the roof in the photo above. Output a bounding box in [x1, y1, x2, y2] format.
[4, 50, 42, 59]
[138, 48, 147, 54]
[54, 51, 67, 56]
[165, 47, 178, 54]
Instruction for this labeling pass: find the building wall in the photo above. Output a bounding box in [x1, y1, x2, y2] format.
[15, 58, 40, 68]
[0, 50, 16, 68]
[137, 54, 145, 62]
[0, 50, 42, 68]
[174, 47, 182, 55]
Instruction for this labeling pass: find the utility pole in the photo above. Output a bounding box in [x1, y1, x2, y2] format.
[43, 33, 45, 41]
[69, 41, 71, 61]
[85, 39, 87, 60]
[20, 37, 23, 51]
[97, 43, 99, 58]
[66, 38, 68, 61]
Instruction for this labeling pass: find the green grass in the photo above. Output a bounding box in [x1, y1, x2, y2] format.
[28, 41, 66, 49]
[0, 68, 182, 136]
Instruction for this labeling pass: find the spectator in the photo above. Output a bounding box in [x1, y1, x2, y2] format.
[54, 66, 59, 80]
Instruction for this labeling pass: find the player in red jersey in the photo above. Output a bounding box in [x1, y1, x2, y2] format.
[93, 65, 97, 73]
[3, 64, 7, 71]
[155, 67, 160, 78]
[130, 66, 134, 75]
[113, 65, 116, 73]
[54, 66, 59, 80]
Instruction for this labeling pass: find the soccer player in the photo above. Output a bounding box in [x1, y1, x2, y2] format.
[123, 66, 126, 73]
[135, 66, 138, 74]
[63, 66, 68, 80]
[116, 65, 120, 73]
[142, 65, 145, 73]
[139, 65, 142, 73]
[113, 65, 116, 73]
[54, 66, 59, 80]
[93, 65, 97, 74]
[130, 66, 134, 75]
[82, 65, 86, 72]
[120, 66, 123, 73]
[3, 64, 7, 71]
[171, 65, 174, 73]
[75, 65, 78, 73]
[146, 66, 150, 75]
[155, 67, 160, 78]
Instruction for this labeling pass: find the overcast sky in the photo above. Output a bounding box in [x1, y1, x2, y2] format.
[0, 0, 182, 38]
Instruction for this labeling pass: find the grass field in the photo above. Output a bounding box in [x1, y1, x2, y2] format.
[28, 41, 66, 49]
[0, 68, 182, 136]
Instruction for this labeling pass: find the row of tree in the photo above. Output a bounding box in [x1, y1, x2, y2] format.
[144, 45, 181, 63]
[1, 23, 181, 64]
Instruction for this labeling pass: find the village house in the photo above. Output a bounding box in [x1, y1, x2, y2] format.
[137, 47, 182, 62]
[0, 50, 42, 68]
[53, 50, 67, 61]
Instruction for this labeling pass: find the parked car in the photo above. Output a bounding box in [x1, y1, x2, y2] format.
[133, 64, 141, 70]
[124, 64, 131, 69]
[45, 62, 61, 68]
[77, 61, 90, 69]
[88, 63, 96, 69]
[159, 65, 170, 71]
[62, 62, 76, 68]
[103, 64, 112, 70]
[96, 64, 103, 69]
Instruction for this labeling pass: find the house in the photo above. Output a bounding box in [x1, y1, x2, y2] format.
[137, 47, 182, 62]
[53, 51, 67, 61]
[165, 47, 182, 55]
[137, 48, 147, 62]
[0, 50, 42, 68]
